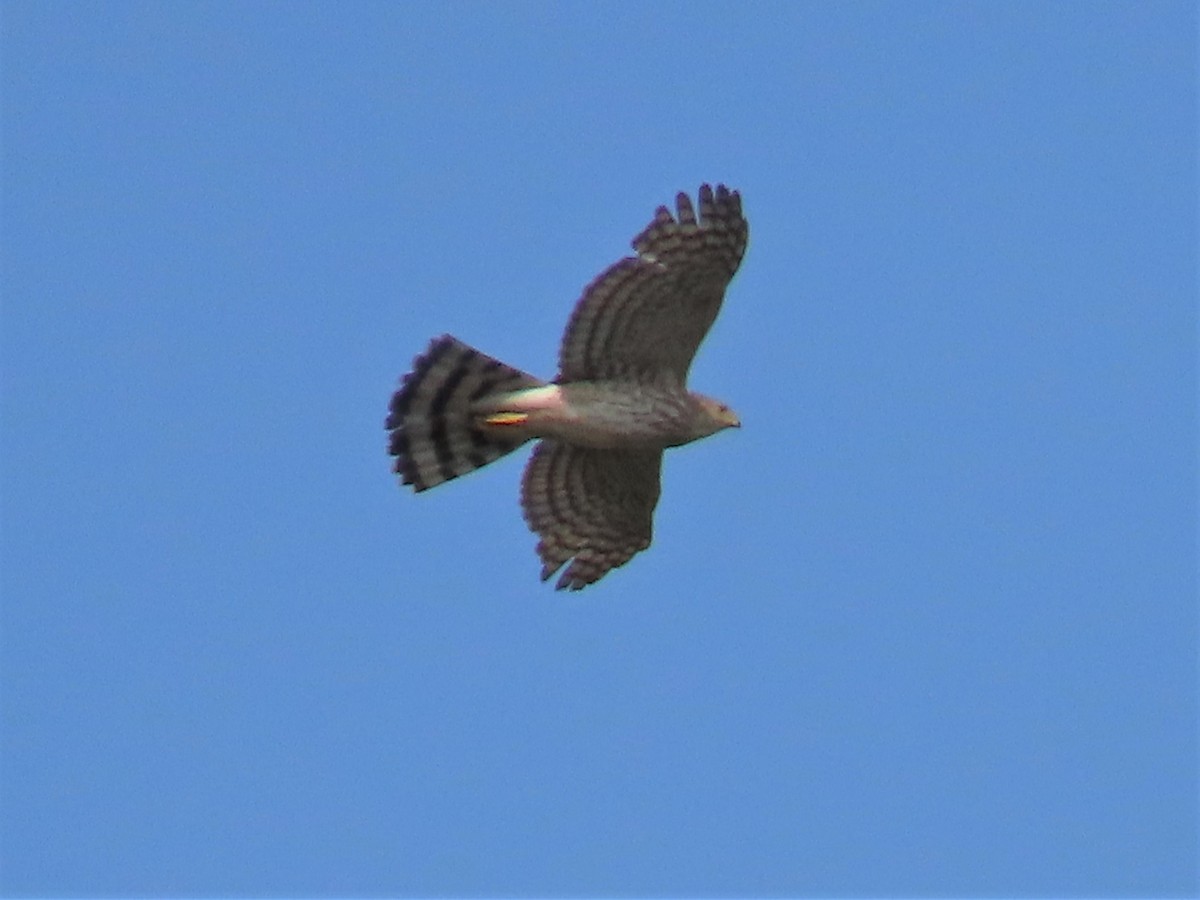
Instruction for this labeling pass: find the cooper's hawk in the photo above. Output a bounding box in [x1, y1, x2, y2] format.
[387, 184, 748, 590]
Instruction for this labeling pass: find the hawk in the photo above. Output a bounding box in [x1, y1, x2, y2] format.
[386, 184, 748, 590]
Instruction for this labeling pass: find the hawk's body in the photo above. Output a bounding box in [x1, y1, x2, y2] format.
[387, 184, 748, 590]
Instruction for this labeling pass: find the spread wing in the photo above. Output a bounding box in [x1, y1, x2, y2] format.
[521, 441, 663, 591]
[557, 184, 748, 386]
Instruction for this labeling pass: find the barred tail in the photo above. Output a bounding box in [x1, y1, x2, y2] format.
[386, 335, 544, 491]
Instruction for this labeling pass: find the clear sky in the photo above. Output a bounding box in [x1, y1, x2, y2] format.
[2, 2, 1196, 896]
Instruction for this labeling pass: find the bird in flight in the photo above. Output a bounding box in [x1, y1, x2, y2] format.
[386, 184, 748, 590]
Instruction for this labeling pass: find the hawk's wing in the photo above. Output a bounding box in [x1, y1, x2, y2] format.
[557, 184, 748, 386]
[521, 441, 663, 591]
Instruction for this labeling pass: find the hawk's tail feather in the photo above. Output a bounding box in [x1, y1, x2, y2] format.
[387, 335, 543, 492]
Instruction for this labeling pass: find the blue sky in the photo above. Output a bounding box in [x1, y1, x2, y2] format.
[2, 2, 1195, 896]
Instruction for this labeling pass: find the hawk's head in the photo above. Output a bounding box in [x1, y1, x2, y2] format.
[691, 393, 741, 438]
